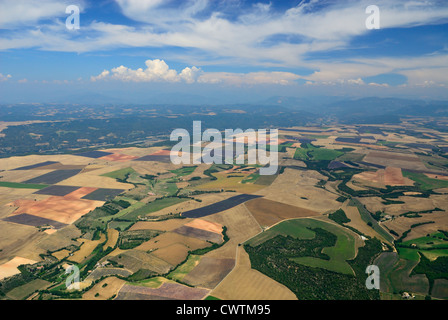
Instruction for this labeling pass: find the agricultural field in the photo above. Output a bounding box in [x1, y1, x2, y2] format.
[0, 119, 447, 301]
[244, 198, 319, 228]
[244, 218, 382, 299]
[246, 218, 362, 275]
[210, 246, 297, 300]
[69, 234, 106, 264]
[116, 282, 210, 300]
[82, 277, 126, 300]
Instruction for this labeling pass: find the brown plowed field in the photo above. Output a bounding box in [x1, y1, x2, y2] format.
[244, 198, 319, 227]
[116, 282, 210, 300]
[184, 219, 223, 234]
[152, 243, 190, 266]
[353, 167, 414, 186]
[99, 153, 139, 162]
[9, 195, 103, 225]
[183, 257, 235, 289]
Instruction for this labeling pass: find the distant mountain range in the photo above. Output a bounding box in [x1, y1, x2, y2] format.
[1, 95, 446, 125]
[259, 96, 448, 123]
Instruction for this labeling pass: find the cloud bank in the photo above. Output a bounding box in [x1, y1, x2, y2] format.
[91, 59, 301, 85]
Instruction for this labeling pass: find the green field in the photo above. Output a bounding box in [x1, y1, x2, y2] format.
[98, 201, 145, 224]
[0, 181, 49, 189]
[167, 254, 202, 282]
[398, 247, 448, 262]
[246, 218, 357, 275]
[170, 166, 198, 177]
[242, 173, 259, 184]
[101, 167, 137, 180]
[293, 148, 309, 161]
[311, 148, 344, 161]
[120, 197, 188, 221]
[151, 179, 179, 196]
[397, 231, 448, 262]
[293, 145, 344, 161]
[245, 219, 381, 300]
[402, 233, 448, 250]
[246, 219, 316, 247]
[402, 171, 448, 190]
[128, 276, 171, 288]
[108, 220, 134, 231]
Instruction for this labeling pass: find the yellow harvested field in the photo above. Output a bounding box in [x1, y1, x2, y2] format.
[204, 204, 262, 259]
[135, 232, 211, 251]
[101, 147, 163, 157]
[0, 169, 55, 183]
[342, 202, 388, 242]
[105, 248, 127, 258]
[56, 171, 132, 189]
[52, 249, 70, 260]
[0, 221, 47, 263]
[211, 246, 297, 300]
[184, 219, 223, 234]
[383, 211, 448, 241]
[129, 218, 191, 232]
[358, 195, 448, 216]
[346, 180, 372, 191]
[103, 229, 119, 250]
[130, 161, 180, 176]
[152, 243, 190, 266]
[0, 154, 93, 171]
[69, 235, 106, 263]
[425, 173, 448, 181]
[255, 168, 340, 213]
[44, 229, 58, 235]
[82, 276, 126, 300]
[0, 257, 37, 280]
[135, 232, 211, 252]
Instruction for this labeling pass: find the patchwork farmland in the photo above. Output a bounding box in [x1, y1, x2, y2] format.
[0, 118, 447, 301]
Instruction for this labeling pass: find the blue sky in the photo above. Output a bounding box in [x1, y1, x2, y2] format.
[0, 0, 447, 103]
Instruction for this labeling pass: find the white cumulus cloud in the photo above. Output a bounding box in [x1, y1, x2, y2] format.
[0, 73, 12, 81]
[91, 59, 300, 86]
[91, 59, 200, 83]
